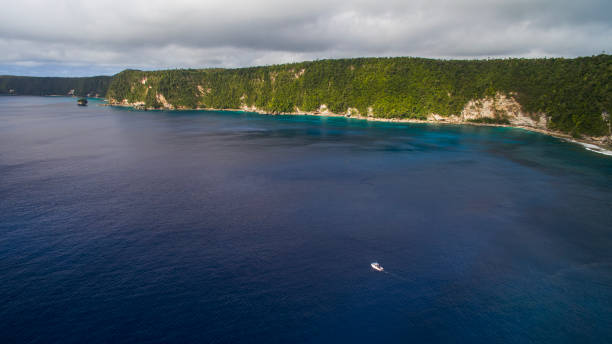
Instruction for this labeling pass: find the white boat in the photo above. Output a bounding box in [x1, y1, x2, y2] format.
[371, 262, 384, 271]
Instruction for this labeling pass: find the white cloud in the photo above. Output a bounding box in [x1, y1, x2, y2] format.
[0, 0, 610, 76]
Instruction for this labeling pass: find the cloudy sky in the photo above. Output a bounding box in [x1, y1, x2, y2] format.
[0, 0, 610, 76]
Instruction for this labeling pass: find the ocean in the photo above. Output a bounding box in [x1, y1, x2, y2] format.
[1, 96, 611, 343]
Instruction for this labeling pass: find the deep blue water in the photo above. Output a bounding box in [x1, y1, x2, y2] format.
[1, 96, 611, 343]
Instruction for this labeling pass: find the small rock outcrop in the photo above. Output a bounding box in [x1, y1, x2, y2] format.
[155, 93, 174, 110]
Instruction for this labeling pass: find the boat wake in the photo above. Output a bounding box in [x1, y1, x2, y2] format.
[382, 270, 409, 281]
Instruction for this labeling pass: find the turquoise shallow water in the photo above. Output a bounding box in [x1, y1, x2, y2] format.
[1, 96, 611, 343]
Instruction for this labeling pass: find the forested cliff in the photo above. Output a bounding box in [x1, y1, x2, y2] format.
[3, 56, 610, 141]
[106, 55, 611, 139]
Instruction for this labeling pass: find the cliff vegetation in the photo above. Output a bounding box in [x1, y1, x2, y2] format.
[106, 55, 611, 138]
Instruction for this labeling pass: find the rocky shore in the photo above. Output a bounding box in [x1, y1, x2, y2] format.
[108, 92, 612, 155]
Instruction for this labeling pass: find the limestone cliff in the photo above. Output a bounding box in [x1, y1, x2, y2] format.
[105, 56, 612, 149]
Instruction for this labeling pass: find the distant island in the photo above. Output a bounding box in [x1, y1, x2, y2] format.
[0, 75, 110, 98]
[2, 55, 610, 149]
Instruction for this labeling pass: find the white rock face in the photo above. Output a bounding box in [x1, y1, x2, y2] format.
[511, 112, 548, 128]
[197, 85, 211, 96]
[318, 104, 330, 114]
[459, 93, 547, 129]
[346, 107, 360, 117]
[427, 113, 446, 121]
[294, 69, 305, 79]
[156, 93, 174, 109]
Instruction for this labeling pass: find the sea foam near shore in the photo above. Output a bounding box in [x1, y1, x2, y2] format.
[566, 140, 612, 156]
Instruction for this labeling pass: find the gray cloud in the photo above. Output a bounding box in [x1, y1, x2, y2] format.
[0, 0, 610, 76]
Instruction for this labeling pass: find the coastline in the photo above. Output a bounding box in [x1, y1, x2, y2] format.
[0, 94, 106, 100]
[106, 102, 612, 156]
